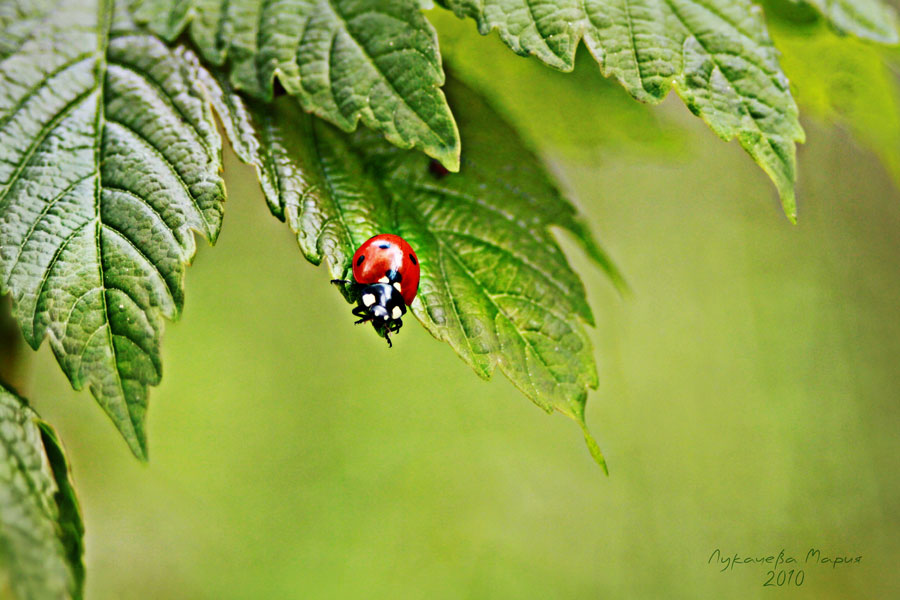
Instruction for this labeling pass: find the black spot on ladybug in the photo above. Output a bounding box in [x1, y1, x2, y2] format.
[356, 255, 365, 266]
[429, 159, 450, 178]
[408, 253, 417, 265]
[378, 243, 390, 249]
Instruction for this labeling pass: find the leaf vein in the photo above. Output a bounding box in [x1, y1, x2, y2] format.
[6, 172, 94, 284]
[103, 117, 208, 237]
[106, 54, 213, 157]
[100, 222, 177, 307]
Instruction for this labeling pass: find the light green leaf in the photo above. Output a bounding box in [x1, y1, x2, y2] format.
[796, 0, 900, 44]
[0, 383, 84, 600]
[437, 0, 805, 219]
[206, 70, 612, 470]
[0, 1, 226, 459]
[130, 0, 461, 171]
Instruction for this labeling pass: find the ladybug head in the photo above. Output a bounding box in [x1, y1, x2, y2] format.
[355, 283, 407, 340]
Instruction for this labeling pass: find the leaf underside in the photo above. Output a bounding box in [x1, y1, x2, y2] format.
[0, 1, 226, 459]
[436, 0, 806, 219]
[206, 66, 609, 470]
[0, 383, 84, 600]
[130, 0, 461, 171]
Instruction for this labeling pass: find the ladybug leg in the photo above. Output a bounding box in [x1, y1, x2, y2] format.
[351, 306, 372, 324]
[330, 279, 352, 285]
[383, 331, 393, 348]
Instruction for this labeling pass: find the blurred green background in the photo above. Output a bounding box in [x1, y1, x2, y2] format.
[14, 12, 900, 600]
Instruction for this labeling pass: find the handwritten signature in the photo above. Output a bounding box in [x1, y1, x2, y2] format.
[708, 548, 862, 587]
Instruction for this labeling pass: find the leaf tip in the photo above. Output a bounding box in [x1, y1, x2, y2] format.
[125, 433, 149, 463]
[433, 146, 461, 173]
[580, 420, 609, 475]
[568, 399, 608, 474]
[781, 191, 798, 224]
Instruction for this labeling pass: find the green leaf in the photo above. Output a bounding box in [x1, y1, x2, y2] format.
[429, 8, 685, 159]
[200, 66, 392, 274]
[130, 0, 462, 171]
[206, 69, 611, 470]
[768, 15, 900, 192]
[796, 0, 900, 44]
[0, 383, 85, 600]
[436, 0, 805, 219]
[0, 2, 226, 459]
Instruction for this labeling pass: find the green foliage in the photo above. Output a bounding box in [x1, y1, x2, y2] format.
[429, 9, 685, 158]
[130, 0, 461, 171]
[0, 383, 84, 600]
[436, 0, 805, 218]
[2, 0, 899, 464]
[206, 68, 614, 469]
[0, 1, 225, 459]
[767, 13, 900, 192]
[798, 0, 900, 43]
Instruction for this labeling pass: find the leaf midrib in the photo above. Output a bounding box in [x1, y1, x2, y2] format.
[95, 0, 142, 451]
[440, 235, 554, 409]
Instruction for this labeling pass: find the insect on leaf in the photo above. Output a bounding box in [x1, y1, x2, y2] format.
[204, 69, 614, 470]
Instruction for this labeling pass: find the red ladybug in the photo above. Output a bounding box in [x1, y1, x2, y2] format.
[331, 234, 420, 346]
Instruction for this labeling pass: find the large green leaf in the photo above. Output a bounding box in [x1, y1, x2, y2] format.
[437, 0, 805, 219]
[205, 68, 613, 469]
[0, 2, 226, 459]
[0, 383, 84, 600]
[130, 0, 461, 171]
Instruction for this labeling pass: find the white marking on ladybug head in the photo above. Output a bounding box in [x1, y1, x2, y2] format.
[378, 276, 389, 283]
[393, 282, 402, 292]
[362, 293, 376, 307]
[391, 306, 403, 319]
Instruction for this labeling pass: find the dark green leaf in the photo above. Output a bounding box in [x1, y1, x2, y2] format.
[130, 0, 461, 170]
[0, 383, 84, 600]
[436, 0, 805, 219]
[206, 70, 612, 470]
[0, 2, 226, 459]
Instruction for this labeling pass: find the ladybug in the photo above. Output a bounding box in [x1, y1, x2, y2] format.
[331, 234, 420, 347]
